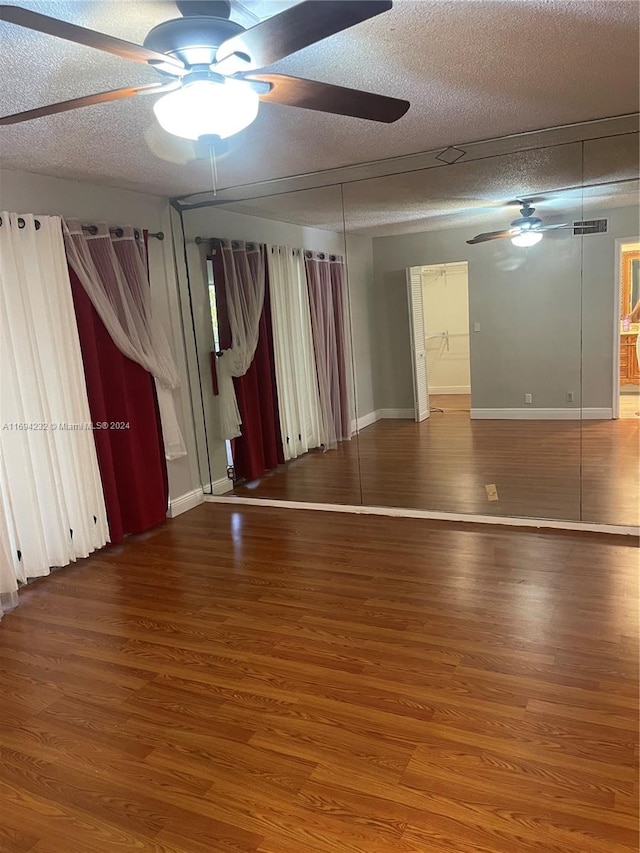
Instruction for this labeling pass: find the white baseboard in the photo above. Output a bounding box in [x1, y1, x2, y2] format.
[429, 386, 470, 395]
[167, 476, 233, 517]
[352, 408, 415, 431]
[353, 410, 379, 431]
[378, 408, 415, 419]
[471, 407, 613, 420]
[203, 495, 638, 537]
[167, 487, 204, 518]
[582, 408, 614, 420]
[211, 476, 234, 495]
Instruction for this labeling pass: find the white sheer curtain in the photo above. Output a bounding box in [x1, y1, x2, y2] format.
[215, 240, 266, 439]
[0, 456, 19, 619]
[267, 245, 323, 458]
[0, 213, 110, 618]
[63, 221, 186, 460]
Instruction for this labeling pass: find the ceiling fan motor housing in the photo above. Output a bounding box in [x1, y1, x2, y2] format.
[143, 16, 245, 70]
[511, 204, 542, 230]
[510, 215, 543, 230]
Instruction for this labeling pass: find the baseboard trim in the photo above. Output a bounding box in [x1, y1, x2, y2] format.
[203, 495, 638, 536]
[378, 408, 415, 420]
[353, 410, 379, 431]
[352, 408, 414, 431]
[211, 476, 234, 496]
[582, 408, 614, 420]
[168, 487, 204, 518]
[470, 407, 613, 420]
[429, 386, 470, 395]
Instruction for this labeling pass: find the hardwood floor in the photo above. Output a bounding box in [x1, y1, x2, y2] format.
[0, 504, 638, 852]
[230, 409, 640, 526]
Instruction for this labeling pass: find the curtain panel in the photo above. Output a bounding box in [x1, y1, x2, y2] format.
[267, 245, 323, 460]
[329, 255, 355, 441]
[213, 240, 265, 440]
[0, 213, 109, 618]
[211, 245, 283, 481]
[304, 251, 354, 448]
[69, 266, 169, 544]
[63, 221, 186, 461]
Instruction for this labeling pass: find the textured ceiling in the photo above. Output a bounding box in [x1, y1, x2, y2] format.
[215, 137, 640, 236]
[1, 0, 638, 197]
[216, 180, 640, 237]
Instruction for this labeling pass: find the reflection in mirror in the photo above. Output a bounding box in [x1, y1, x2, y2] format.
[580, 173, 640, 526]
[342, 144, 587, 520]
[180, 184, 361, 505]
[176, 123, 639, 527]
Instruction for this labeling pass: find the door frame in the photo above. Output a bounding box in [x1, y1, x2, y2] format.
[613, 236, 640, 419]
[406, 265, 430, 422]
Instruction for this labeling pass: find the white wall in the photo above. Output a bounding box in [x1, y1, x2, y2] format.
[422, 263, 470, 394]
[0, 168, 200, 503]
[371, 204, 639, 415]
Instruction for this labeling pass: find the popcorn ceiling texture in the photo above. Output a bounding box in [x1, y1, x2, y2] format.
[0, 0, 638, 197]
[217, 173, 640, 237]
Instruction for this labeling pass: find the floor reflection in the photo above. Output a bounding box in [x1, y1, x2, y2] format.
[230, 396, 639, 526]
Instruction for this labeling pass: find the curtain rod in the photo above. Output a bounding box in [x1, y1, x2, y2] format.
[82, 224, 164, 240]
[194, 237, 258, 249]
[195, 236, 236, 245]
[0, 217, 164, 241]
[195, 236, 343, 262]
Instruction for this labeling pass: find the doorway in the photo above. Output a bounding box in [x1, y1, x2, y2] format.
[407, 262, 471, 420]
[616, 240, 640, 419]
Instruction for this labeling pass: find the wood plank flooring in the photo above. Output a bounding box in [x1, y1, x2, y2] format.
[230, 404, 640, 526]
[0, 503, 638, 852]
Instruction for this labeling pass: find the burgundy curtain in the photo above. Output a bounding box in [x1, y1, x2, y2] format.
[69, 266, 168, 544]
[211, 246, 284, 482]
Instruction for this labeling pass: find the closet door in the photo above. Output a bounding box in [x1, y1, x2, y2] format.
[407, 266, 430, 422]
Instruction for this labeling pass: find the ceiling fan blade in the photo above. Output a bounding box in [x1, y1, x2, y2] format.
[0, 82, 179, 126]
[466, 230, 514, 245]
[215, 1, 392, 73]
[246, 73, 408, 123]
[0, 5, 184, 69]
[536, 223, 571, 232]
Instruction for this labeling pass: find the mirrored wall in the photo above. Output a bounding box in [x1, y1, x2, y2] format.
[175, 117, 639, 529]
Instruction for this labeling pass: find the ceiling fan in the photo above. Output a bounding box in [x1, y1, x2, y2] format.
[467, 200, 571, 247]
[0, 0, 410, 145]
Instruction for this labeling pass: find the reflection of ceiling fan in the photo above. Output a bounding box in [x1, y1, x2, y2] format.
[467, 200, 571, 247]
[0, 1, 410, 144]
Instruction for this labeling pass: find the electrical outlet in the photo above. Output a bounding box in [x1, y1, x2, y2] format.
[566, 391, 574, 403]
[473, 321, 481, 332]
[525, 393, 533, 404]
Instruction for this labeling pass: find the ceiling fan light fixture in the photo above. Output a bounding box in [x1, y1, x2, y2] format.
[153, 78, 259, 141]
[511, 230, 543, 247]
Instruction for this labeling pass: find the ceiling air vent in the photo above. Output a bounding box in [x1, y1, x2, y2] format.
[573, 219, 608, 235]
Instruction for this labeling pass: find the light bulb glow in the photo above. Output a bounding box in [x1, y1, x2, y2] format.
[153, 79, 259, 141]
[511, 230, 543, 247]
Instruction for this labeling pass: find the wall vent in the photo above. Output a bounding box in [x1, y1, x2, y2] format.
[573, 219, 608, 235]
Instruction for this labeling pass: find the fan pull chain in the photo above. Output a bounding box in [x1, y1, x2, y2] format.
[209, 144, 218, 197]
